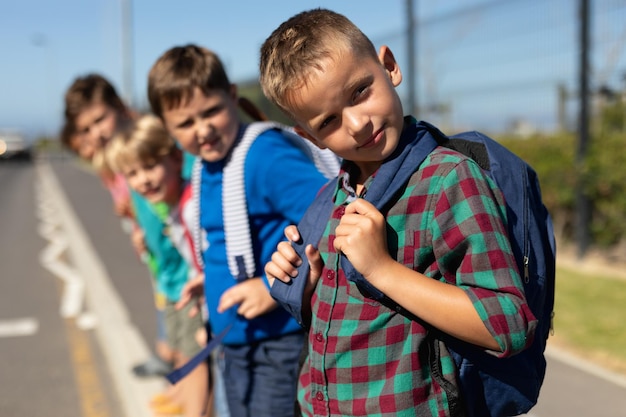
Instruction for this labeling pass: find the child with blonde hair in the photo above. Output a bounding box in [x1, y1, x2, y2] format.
[107, 114, 210, 417]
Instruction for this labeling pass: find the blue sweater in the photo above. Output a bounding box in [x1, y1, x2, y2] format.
[200, 128, 328, 345]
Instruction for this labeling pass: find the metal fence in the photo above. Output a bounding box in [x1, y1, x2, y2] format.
[371, 0, 626, 135]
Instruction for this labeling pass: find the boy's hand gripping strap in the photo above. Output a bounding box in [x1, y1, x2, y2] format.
[270, 182, 336, 326]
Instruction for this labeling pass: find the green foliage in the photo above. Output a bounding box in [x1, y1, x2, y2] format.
[238, 80, 293, 125]
[498, 133, 577, 240]
[597, 99, 626, 133]
[553, 265, 626, 373]
[497, 101, 626, 249]
[34, 135, 61, 150]
[586, 130, 626, 246]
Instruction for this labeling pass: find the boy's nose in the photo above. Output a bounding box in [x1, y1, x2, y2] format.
[89, 125, 105, 146]
[136, 170, 149, 185]
[344, 109, 369, 139]
[196, 122, 212, 139]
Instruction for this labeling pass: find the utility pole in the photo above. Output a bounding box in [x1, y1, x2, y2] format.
[576, 0, 591, 258]
[406, 0, 417, 117]
[121, 0, 134, 108]
[557, 83, 568, 132]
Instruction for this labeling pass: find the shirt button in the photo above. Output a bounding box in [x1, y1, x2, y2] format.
[326, 270, 335, 280]
[315, 391, 324, 401]
[315, 332, 323, 342]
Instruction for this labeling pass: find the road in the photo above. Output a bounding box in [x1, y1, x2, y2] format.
[1, 154, 625, 417]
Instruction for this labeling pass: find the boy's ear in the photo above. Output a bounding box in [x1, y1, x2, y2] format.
[294, 125, 327, 149]
[378, 45, 402, 87]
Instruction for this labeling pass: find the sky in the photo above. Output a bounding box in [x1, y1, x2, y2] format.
[0, 0, 491, 141]
[2, 0, 626, 141]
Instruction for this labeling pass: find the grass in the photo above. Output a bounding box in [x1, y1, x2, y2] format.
[549, 264, 626, 374]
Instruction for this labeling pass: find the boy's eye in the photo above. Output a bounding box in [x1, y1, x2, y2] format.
[143, 160, 158, 170]
[319, 115, 336, 130]
[353, 84, 369, 101]
[176, 119, 193, 129]
[201, 106, 221, 118]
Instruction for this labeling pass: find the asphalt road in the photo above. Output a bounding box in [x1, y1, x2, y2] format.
[0, 155, 162, 417]
[1, 153, 625, 417]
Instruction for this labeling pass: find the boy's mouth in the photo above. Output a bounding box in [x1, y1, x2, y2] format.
[359, 127, 384, 149]
[199, 136, 219, 150]
[142, 186, 161, 198]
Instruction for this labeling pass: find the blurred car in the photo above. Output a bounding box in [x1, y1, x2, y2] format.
[0, 130, 32, 161]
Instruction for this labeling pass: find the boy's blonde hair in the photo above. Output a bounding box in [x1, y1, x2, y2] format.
[148, 44, 231, 119]
[259, 8, 378, 116]
[106, 114, 177, 174]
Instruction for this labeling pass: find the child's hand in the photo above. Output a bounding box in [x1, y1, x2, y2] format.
[114, 197, 132, 218]
[334, 199, 393, 280]
[265, 225, 302, 285]
[130, 226, 147, 256]
[217, 278, 278, 319]
[265, 225, 323, 295]
[176, 274, 205, 318]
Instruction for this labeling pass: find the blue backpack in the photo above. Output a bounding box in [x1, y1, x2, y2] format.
[270, 120, 556, 417]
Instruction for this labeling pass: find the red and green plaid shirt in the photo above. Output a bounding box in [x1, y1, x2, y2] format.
[298, 147, 537, 417]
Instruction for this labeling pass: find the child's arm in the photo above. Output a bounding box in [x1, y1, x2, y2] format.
[335, 198, 500, 350]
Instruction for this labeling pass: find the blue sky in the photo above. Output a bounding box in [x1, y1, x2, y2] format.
[0, 0, 489, 140]
[2, 0, 626, 140]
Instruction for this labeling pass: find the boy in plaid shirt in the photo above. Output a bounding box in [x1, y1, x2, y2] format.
[261, 8, 537, 417]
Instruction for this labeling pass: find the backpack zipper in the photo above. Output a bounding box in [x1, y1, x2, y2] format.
[523, 168, 530, 284]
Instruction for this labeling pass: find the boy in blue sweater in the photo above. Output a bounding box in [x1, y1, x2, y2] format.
[147, 44, 332, 416]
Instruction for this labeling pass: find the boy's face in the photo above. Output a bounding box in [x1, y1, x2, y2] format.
[291, 46, 405, 181]
[162, 86, 240, 163]
[120, 155, 182, 206]
[74, 102, 119, 161]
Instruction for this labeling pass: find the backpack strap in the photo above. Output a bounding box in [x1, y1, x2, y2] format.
[269, 181, 336, 326]
[191, 155, 205, 271]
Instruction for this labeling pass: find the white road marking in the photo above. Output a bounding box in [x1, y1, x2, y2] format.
[35, 160, 163, 417]
[0, 317, 39, 337]
[36, 172, 86, 319]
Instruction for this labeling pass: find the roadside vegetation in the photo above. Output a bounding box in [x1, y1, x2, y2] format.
[498, 98, 626, 255]
[551, 263, 626, 375]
